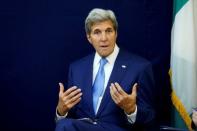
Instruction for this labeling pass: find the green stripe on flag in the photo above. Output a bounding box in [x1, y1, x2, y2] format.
[171, 107, 187, 130]
[173, 0, 188, 22]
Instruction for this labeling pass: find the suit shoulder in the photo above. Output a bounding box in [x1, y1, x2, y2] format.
[120, 49, 151, 65]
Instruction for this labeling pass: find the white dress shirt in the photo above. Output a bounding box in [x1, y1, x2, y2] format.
[56, 44, 137, 123]
[92, 44, 119, 113]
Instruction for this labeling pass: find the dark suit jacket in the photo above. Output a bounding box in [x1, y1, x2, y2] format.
[56, 49, 156, 131]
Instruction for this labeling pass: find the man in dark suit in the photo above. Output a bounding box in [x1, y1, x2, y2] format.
[55, 8, 156, 131]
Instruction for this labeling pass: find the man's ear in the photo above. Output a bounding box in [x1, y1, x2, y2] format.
[86, 34, 92, 44]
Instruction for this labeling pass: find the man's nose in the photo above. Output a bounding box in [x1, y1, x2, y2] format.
[100, 32, 107, 41]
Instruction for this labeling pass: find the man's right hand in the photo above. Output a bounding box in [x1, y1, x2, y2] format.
[57, 83, 82, 116]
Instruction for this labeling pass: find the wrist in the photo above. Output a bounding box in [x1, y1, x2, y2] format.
[125, 104, 136, 115]
[57, 107, 67, 116]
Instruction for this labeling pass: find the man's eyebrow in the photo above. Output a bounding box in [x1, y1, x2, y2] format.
[106, 27, 113, 30]
[92, 29, 101, 32]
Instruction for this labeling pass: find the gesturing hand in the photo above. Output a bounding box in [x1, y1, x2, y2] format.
[57, 83, 82, 116]
[192, 110, 197, 127]
[110, 82, 138, 114]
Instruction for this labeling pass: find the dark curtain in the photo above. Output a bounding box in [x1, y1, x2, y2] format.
[0, 0, 172, 130]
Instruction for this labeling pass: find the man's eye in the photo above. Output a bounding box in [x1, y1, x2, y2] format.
[93, 31, 101, 34]
[106, 29, 113, 33]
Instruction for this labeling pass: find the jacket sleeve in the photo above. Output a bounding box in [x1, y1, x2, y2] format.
[135, 63, 156, 126]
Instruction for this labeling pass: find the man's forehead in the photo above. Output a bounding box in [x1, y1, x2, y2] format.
[91, 21, 114, 30]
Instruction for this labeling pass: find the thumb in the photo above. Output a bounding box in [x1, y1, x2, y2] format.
[59, 82, 64, 95]
[131, 83, 138, 97]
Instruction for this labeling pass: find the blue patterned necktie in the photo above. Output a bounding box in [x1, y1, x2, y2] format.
[93, 58, 107, 114]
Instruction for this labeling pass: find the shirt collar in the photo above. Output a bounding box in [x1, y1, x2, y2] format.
[94, 44, 120, 65]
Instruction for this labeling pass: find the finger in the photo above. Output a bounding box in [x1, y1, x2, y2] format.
[131, 83, 138, 97]
[110, 89, 118, 104]
[114, 82, 127, 95]
[63, 97, 81, 110]
[66, 92, 82, 104]
[65, 88, 81, 99]
[110, 84, 120, 103]
[59, 83, 64, 96]
[110, 93, 118, 104]
[63, 86, 78, 96]
[69, 97, 81, 107]
[63, 89, 81, 101]
[110, 83, 121, 98]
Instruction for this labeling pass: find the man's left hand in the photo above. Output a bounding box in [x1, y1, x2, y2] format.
[110, 82, 138, 114]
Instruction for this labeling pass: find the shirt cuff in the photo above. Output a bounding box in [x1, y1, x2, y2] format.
[125, 106, 137, 124]
[55, 108, 67, 121]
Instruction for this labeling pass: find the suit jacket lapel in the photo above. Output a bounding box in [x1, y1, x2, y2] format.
[97, 50, 128, 116]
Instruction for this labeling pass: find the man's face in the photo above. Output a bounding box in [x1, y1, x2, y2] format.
[87, 20, 117, 57]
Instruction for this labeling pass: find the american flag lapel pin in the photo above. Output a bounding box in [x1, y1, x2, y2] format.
[121, 65, 126, 68]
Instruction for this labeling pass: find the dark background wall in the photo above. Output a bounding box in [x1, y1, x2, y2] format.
[0, 0, 172, 130]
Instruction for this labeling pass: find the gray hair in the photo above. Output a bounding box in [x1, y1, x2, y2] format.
[85, 8, 118, 34]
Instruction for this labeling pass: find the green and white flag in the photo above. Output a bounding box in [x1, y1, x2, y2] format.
[170, 0, 197, 130]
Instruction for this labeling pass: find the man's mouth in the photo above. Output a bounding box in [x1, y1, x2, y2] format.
[100, 45, 108, 48]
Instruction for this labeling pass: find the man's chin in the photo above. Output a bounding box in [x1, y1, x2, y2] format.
[98, 51, 112, 57]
